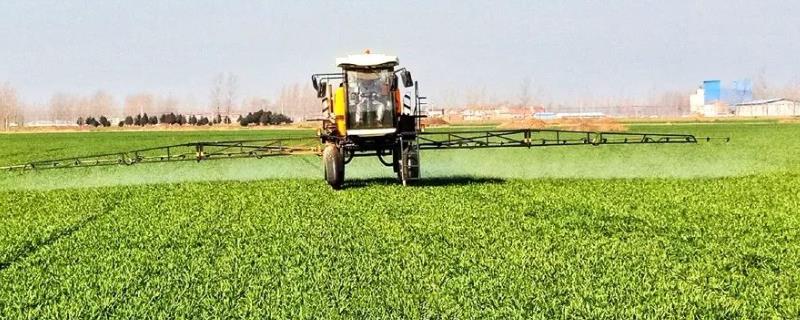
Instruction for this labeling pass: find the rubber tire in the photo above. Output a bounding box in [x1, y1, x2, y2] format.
[398, 146, 420, 185]
[323, 144, 345, 189]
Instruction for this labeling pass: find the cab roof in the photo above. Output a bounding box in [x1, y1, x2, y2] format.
[336, 53, 399, 68]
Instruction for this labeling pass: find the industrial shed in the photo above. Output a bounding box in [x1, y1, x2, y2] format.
[735, 98, 800, 117]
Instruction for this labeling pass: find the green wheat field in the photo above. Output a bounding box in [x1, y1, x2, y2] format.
[1, 121, 798, 318]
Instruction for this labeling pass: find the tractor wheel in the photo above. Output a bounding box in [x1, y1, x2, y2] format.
[323, 144, 345, 189]
[398, 145, 420, 186]
[406, 149, 420, 180]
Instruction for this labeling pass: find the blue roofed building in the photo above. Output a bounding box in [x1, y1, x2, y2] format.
[690, 79, 754, 116]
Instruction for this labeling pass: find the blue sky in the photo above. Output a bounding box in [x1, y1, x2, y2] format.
[1, 0, 798, 106]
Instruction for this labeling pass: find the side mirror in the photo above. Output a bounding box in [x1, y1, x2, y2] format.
[316, 81, 327, 98]
[312, 77, 319, 91]
[401, 70, 413, 88]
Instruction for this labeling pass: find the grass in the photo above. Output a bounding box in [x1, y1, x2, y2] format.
[0, 122, 799, 318]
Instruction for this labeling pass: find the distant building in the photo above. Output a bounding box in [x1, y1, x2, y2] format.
[690, 87, 705, 114]
[691, 79, 753, 116]
[426, 108, 445, 117]
[533, 112, 557, 120]
[704, 80, 722, 105]
[546, 104, 680, 117]
[735, 99, 800, 117]
[24, 120, 78, 127]
[462, 109, 486, 121]
[533, 112, 605, 119]
[492, 106, 530, 120]
[556, 112, 605, 119]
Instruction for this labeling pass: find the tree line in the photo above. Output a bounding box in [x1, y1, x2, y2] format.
[0, 72, 319, 129]
[237, 110, 292, 126]
[75, 110, 292, 128]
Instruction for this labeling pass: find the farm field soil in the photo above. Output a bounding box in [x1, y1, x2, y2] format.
[0, 122, 799, 318]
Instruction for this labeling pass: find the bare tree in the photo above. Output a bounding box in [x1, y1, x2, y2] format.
[654, 90, 690, 115]
[464, 85, 487, 109]
[785, 80, 800, 101]
[519, 76, 532, 108]
[274, 83, 318, 120]
[752, 69, 800, 101]
[224, 74, 238, 116]
[299, 83, 318, 116]
[89, 90, 115, 116]
[752, 68, 775, 100]
[124, 93, 155, 116]
[180, 94, 200, 114]
[45, 92, 115, 122]
[438, 88, 459, 109]
[157, 95, 179, 114]
[771, 78, 800, 101]
[277, 85, 290, 116]
[0, 82, 19, 130]
[243, 96, 271, 111]
[12, 102, 26, 127]
[210, 74, 224, 116]
[48, 93, 82, 123]
[18, 101, 45, 123]
[210, 73, 238, 117]
[288, 83, 300, 115]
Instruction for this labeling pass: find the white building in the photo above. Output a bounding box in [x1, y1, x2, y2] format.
[690, 87, 705, 114]
[555, 112, 605, 118]
[689, 87, 729, 116]
[426, 108, 445, 117]
[735, 99, 800, 117]
[533, 112, 557, 120]
[24, 120, 79, 127]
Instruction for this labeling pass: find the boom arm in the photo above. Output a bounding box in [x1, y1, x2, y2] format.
[1, 129, 728, 171]
[0, 137, 320, 171]
[414, 128, 725, 150]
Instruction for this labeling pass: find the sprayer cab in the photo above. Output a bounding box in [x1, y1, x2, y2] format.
[311, 52, 416, 138]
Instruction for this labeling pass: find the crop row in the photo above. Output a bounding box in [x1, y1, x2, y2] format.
[1, 174, 798, 318]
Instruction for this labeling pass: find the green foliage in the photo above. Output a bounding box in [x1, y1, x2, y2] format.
[0, 176, 798, 318]
[239, 109, 293, 126]
[197, 116, 210, 126]
[77, 116, 110, 127]
[99, 116, 111, 127]
[0, 121, 799, 318]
